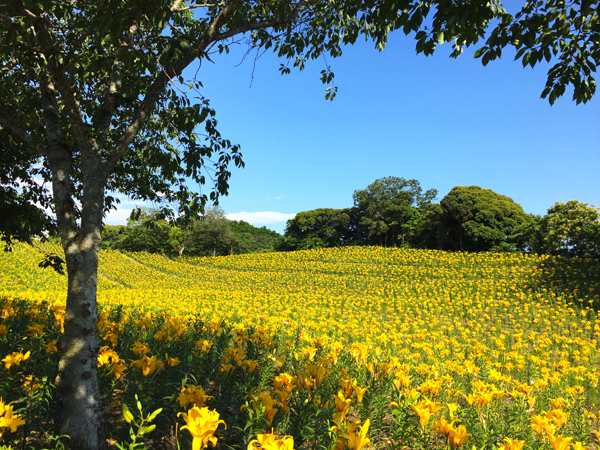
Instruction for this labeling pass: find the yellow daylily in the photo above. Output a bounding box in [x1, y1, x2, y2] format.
[178, 406, 226, 450]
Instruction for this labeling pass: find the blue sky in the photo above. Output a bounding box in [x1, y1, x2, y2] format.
[106, 29, 600, 235]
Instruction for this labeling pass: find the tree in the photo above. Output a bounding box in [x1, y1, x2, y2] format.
[353, 177, 437, 247]
[118, 208, 185, 254]
[229, 220, 286, 254]
[1, 0, 598, 447]
[438, 186, 528, 252]
[188, 206, 236, 256]
[528, 201, 600, 257]
[284, 208, 361, 250]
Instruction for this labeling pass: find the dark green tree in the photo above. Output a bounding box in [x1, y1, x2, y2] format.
[117, 208, 184, 254]
[229, 220, 286, 254]
[1, 0, 598, 446]
[353, 177, 437, 247]
[284, 208, 362, 250]
[439, 186, 528, 252]
[188, 206, 236, 257]
[99, 225, 127, 250]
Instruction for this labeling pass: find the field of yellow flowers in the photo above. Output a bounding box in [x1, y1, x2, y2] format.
[1, 242, 600, 450]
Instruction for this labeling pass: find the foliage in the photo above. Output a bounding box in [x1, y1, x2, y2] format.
[100, 208, 285, 257]
[544, 201, 600, 258]
[353, 177, 438, 248]
[438, 186, 528, 252]
[1, 245, 600, 449]
[118, 209, 185, 255]
[515, 201, 600, 258]
[229, 220, 286, 255]
[187, 207, 236, 257]
[0, 132, 55, 251]
[284, 208, 363, 250]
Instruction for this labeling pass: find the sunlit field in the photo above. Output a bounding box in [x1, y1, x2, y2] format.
[1, 242, 600, 449]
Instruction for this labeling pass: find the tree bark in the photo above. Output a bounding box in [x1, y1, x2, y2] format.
[42, 76, 106, 450]
[56, 242, 106, 450]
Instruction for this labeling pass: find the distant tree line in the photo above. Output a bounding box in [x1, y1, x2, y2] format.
[100, 207, 285, 257]
[284, 177, 600, 258]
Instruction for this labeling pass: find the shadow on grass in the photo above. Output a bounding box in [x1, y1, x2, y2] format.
[527, 255, 600, 310]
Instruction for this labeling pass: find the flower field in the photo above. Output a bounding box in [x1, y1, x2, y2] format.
[1, 242, 600, 449]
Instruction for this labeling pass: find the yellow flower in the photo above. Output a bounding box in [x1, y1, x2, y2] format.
[195, 339, 213, 353]
[178, 385, 214, 408]
[344, 419, 371, 450]
[257, 392, 282, 425]
[26, 323, 45, 338]
[352, 385, 368, 403]
[548, 434, 573, 450]
[21, 375, 41, 394]
[2, 350, 31, 370]
[110, 361, 127, 379]
[448, 425, 470, 449]
[132, 355, 159, 377]
[546, 409, 570, 428]
[433, 417, 459, 438]
[572, 442, 588, 450]
[550, 398, 569, 410]
[178, 406, 226, 450]
[131, 342, 150, 356]
[98, 346, 120, 366]
[0, 399, 26, 434]
[273, 373, 295, 391]
[45, 339, 58, 354]
[410, 401, 433, 429]
[165, 353, 181, 367]
[498, 437, 526, 450]
[530, 414, 555, 435]
[248, 430, 294, 450]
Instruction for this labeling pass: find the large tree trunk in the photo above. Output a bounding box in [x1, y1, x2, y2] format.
[43, 75, 107, 449]
[57, 167, 107, 449]
[53, 185, 107, 449]
[56, 245, 105, 449]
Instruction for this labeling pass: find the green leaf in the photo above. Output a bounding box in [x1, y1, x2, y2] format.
[474, 47, 487, 58]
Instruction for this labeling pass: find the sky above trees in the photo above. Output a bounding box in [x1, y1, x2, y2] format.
[105, 29, 600, 235]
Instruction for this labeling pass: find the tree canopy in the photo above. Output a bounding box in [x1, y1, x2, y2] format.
[353, 177, 438, 247]
[438, 186, 528, 252]
[284, 208, 361, 250]
[514, 201, 600, 257]
[1, 0, 599, 447]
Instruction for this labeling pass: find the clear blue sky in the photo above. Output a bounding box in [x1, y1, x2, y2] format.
[106, 30, 600, 234]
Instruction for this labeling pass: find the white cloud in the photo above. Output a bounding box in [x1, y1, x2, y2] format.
[104, 208, 134, 226]
[226, 211, 296, 225]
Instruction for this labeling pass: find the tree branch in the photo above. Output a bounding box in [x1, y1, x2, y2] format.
[171, 2, 224, 12]
[212, 0, 314, 43]
[0, 115, 48, 157]
[106, 0, 313, 176]
[93, 56, 124, 151]
[105, 0, 243, 173]
[29, 9, 94, 159]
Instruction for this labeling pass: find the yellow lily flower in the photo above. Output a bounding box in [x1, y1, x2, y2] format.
[178, 406, 226, 450]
